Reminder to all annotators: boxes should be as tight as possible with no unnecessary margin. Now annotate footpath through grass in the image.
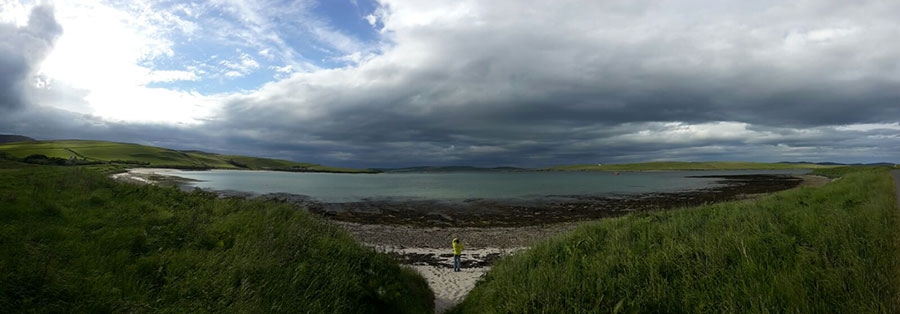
[451,167,900,313]
[0,160,432,313]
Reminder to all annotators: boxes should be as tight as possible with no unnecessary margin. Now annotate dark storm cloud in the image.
[6,0,900,167]
[203,0,900,166]
[0,5,61,110]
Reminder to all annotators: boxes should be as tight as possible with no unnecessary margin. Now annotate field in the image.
[549,161,835,171]
[450,167,899,313]
[0,159,431,313]
[0,140,376,173]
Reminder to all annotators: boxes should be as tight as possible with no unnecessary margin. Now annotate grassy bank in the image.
[0,140,377,173]
[0,160,432,313]
[550,161,833,171]
[451,168,899,313]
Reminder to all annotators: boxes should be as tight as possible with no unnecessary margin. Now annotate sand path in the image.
[344,221,578,313]
[371,246,525,313]
[346,222,567,313]
[339,222,582,312]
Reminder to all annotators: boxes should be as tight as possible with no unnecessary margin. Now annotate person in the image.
[452,237,464,272]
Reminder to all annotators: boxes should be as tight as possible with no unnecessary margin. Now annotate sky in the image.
[1,0,898,168]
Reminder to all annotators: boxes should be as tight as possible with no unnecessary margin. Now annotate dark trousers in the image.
[453,254,461,271]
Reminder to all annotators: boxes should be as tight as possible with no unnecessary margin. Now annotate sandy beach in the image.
[110,168,196,186]
[371,246,526,313]
[342,222,576,312]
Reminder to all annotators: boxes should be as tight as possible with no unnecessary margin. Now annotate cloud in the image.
[3,0,899,167]
[219,52,260,78]
[204,0,900,166]
[0,5,61,111]
[196,0,376,73]
[147,70,200,83]
[27,1,224,124]
[364,14,377,26]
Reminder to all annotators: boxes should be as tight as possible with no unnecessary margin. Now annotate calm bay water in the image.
[153,169,809,203]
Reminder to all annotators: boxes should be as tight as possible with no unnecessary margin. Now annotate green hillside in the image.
[0,159,432,313]
[451,167,899,313]
[0,140,376,173]
[549,161,834,171]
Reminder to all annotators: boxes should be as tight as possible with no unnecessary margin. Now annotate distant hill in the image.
[0,134,35,144]
[549,161,837,171]
[0,140,377,173]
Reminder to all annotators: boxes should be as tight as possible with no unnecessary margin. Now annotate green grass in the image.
[810,165,892,178]
[549,161,835,171]
[451,168,900,313]
[0,159,432,313]
[0,140,377,173]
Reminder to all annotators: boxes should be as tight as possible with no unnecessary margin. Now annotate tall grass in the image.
[811,165,891,178]
[451,169,899,313]
[0,160,432,313]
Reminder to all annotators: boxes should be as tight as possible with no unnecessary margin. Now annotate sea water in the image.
[151,169,809,203]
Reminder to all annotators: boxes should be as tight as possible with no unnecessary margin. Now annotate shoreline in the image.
[110,168,199,186]
[110,169,829,313]
[110,169,826,229]
[286,174,809,227]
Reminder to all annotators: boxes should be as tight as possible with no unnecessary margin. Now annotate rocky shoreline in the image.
[113,169,815,229]
[260,174,805,227]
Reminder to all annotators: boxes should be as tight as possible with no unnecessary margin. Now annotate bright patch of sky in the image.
[13,0,384,123]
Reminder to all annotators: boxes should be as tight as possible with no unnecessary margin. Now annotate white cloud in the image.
[224,70,243,78]
[364,14,377,26]
[85,87,223,125]
[834,123,900,132]
[270,64,294,79]
[0,0,32,26]
[259,48,273,60]
[218,52,260,77]
[334,51,375,64]
[33,1,219,124]
[783,26,858,49]
[147,70,200,83]
[199,0,363,73]
[240,53,259,69]
[272,65,293,73]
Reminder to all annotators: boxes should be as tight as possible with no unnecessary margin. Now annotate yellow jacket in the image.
[452,239,463,255]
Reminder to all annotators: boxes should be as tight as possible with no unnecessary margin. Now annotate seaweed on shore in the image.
[267,174,803,227]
